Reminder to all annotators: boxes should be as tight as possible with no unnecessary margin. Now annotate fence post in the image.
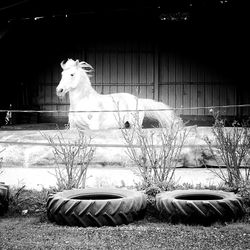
[153,42,159,101]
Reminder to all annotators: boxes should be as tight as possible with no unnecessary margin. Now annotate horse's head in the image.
[56,59,93,97]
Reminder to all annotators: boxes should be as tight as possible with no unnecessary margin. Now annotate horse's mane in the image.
[61,59,94,76]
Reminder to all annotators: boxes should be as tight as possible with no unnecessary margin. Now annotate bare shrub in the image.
[0,148,4,176]
[42,128,95,191]
[118,110,189,192]
[204,110,250,194]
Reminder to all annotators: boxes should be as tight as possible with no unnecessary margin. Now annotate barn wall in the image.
[158,52,238,117]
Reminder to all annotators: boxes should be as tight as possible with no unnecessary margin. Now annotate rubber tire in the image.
[156,189,245,225]
[0,182,9,215]
[46,188,147,227]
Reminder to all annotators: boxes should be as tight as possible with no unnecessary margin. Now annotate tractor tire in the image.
[0,182,9,215]
[46,188,147,227]
[156,189,245,225]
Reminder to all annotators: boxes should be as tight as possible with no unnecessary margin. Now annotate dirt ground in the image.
[1,217,250,250]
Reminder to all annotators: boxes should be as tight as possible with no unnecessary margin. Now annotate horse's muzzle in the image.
[56,87,64,97]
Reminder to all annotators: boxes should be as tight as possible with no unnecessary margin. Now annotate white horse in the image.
[56,59,182,130]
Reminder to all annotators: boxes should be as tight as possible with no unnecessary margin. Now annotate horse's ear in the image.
[79,61,94,72]
[60,60,66,69]
[75,60,79,67]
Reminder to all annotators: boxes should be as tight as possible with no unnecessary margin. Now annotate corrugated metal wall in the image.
[87,40,154,98]
[158,52,237,117]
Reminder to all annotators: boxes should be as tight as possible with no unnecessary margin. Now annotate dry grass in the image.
[0,216,250,250]
[1,185,250,250]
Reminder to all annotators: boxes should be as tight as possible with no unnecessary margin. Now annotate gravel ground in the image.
[0,216,250,250]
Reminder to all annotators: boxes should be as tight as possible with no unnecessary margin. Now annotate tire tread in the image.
[156,190,245,225]
[46,189,146,227]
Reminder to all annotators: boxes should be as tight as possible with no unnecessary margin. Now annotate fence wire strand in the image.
[0,103,249,148]
[0,104,250,113]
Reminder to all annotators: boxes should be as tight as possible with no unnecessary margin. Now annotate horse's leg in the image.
[125,111,144,128]
[88,123,100,130]
[68,113,90,130]
[68,113,76,129]
[138,111,145,127]
[69,120,79,130]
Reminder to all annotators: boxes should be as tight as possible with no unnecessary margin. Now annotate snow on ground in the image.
[0,126,217,168]
[0,125,246,189]
[0,167,222,190]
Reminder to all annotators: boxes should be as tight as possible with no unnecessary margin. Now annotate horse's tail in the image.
[138,98,183,128]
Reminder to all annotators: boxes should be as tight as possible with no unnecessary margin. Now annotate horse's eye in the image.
[70,73,74,77]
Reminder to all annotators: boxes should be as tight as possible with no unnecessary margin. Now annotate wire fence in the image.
[0,140,205,148]
[0,103,250,113]
[0,103,249,148]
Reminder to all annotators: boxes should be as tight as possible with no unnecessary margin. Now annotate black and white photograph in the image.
[0,0,249,249]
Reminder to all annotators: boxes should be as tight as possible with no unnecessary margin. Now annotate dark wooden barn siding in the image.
[86,40,154,98]
[158,52,237,117]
